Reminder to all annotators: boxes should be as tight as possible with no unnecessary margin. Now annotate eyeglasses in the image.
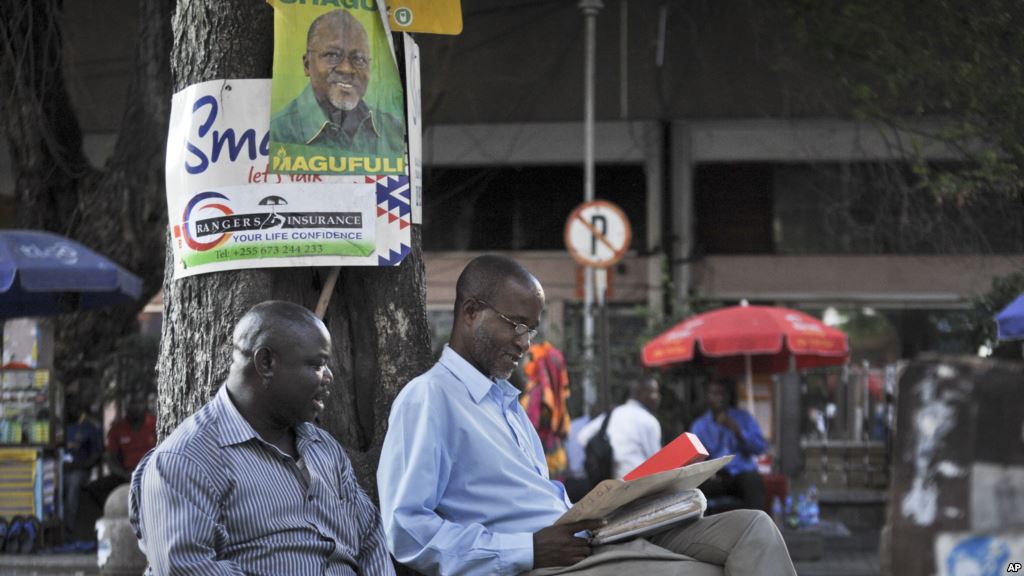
[475,299,539,341]
[313,50,370,70]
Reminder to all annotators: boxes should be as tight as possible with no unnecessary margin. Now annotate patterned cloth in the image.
[519,342,572,480]
[129,386,394,576]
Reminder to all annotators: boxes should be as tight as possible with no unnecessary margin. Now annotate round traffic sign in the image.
[564,200,631,268]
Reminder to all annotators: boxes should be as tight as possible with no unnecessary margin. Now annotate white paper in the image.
[557,456,732,525]
[165,79,412,277]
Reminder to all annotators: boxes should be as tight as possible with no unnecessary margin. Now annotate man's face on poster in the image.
[304,12,371,114]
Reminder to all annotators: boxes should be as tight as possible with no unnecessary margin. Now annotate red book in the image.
[623,432,709,481]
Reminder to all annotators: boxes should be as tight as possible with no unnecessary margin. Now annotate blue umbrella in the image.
[0,230,143,320]
[995,294,1024,341]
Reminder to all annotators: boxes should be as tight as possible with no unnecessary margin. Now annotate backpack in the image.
[584,408,615,489]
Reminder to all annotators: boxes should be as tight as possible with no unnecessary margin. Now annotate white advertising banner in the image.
[165,79,411,279]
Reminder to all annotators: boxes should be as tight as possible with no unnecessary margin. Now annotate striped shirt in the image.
[129,385,394,576]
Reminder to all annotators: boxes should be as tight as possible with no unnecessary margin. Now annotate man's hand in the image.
[532,519,606,569]
[715,411,741,435]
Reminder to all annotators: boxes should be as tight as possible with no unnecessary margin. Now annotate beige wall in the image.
[692,255,1024,307]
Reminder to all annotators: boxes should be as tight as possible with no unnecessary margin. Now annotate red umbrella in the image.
[642,303,849,410]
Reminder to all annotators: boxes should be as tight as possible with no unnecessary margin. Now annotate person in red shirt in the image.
[85,392,157,509]
[104,393,157,476]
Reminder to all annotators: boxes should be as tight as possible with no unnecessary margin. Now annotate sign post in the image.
[565,200,631,416]
[578,0,602,417]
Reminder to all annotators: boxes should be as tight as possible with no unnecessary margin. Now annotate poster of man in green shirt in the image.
[270,2,406,176]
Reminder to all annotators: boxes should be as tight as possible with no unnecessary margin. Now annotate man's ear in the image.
[252,346,275,381]
[459,299,483,327]
[303,52,312,78]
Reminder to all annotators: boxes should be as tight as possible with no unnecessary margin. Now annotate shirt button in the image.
[307,495,314,502]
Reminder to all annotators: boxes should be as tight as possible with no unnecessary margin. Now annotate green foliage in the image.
[970,270,1024,351]
[631,260,718,355]
[828,309,900,366]
[784,0,1024,199]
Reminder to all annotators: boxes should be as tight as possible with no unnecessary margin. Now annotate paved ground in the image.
[781,515,881,576]
[2,528,883,576]
[0,551,882,576]
[0,553,98,575]
[795,551,880,576]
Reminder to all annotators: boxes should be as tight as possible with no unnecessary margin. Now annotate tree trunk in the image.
[161,0,433,502]
[0,0,172,381]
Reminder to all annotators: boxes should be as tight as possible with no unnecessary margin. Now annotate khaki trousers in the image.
[526,510,796,576]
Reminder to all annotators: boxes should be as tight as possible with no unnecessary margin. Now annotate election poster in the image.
[165,79,412,279]
[268,0,407,176]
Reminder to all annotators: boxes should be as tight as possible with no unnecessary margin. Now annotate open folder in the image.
[556,450,734,544]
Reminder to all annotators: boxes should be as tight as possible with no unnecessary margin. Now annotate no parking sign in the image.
[564,200,631,268]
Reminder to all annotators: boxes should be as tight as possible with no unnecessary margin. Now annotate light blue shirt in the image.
[378,346,571,576]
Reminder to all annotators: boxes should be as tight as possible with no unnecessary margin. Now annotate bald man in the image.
[270,9,405,156]
[130,301,394,575]
[378,255,796,576]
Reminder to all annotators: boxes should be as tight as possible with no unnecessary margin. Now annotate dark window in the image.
[422,165,647,252]
[694,163,774,254]
[696,161,1024,255]
[774,162,1024,255]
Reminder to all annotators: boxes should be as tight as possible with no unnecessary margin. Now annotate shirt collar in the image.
[294,84,378,145]
[625,398,645,412]
[439,345,520,405]
[213,385,318,448]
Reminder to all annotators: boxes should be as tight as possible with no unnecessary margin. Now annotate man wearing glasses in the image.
[378,255,796,575]
[270,9,404,156]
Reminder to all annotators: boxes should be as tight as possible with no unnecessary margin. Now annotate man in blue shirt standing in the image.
[691,377,768,512]
[378,255,796,575]
[63,392,102,541]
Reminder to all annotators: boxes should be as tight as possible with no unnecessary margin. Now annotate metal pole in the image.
[579,0,602,417]
[600,279,612,413]
[745,354,755,414]
[619,0,628,119]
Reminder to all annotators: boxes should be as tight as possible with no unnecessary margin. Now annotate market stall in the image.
[0,230,142,549]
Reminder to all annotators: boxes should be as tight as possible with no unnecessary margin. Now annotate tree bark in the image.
[161,0,433,502]
[0,0,172,380]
